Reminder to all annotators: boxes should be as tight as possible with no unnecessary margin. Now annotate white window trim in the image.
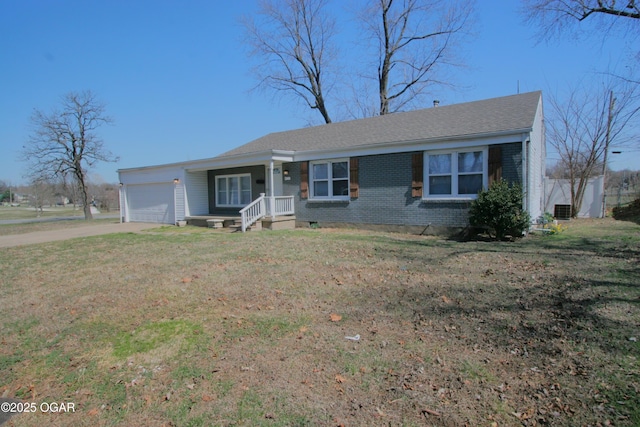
[215,173,252,207]
[309,158,350,201]
[423,147,488,200]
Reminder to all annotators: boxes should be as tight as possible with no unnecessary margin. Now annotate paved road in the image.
[0,222,159,248]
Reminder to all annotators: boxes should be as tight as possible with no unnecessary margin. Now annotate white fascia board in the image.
[117,150,295,174]
[118,165,184,185]
[117,155,224,173]
[292,129,532,162]
[184,150,295,171]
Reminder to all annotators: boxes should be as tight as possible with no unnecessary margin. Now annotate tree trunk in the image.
[378,1,392,116]
[76,168,93,220]
[316,93,332,123]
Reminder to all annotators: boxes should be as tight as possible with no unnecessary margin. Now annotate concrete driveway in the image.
[0,222,160,248]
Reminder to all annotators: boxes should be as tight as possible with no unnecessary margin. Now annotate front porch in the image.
[185,193,296,232]
[179,154,295,231]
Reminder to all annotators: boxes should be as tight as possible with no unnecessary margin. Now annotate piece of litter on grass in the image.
[345,334,360,341]
[629,337,637,342]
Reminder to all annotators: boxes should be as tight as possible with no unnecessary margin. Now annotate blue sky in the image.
[1,0,637,185]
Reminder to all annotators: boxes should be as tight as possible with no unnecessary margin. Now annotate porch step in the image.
[228,219,262,232]
[186,216,240,228]
[206,219,224,229]
[186,215,295,232]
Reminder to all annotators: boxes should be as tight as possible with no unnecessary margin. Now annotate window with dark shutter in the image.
[309,159,350,200]
[423,147,489,199]
[411,153,423,197]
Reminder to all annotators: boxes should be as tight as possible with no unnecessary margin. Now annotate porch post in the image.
[269,160,276,218]
[173,178,179,225]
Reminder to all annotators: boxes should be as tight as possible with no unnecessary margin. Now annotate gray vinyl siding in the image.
[185,170,209,216]
[175,183,185,221]
[528,98,545,220]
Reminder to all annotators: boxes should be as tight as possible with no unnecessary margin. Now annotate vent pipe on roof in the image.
[433,100,440,107]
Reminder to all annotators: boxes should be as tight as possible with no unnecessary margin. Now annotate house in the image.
[118,91,545,234]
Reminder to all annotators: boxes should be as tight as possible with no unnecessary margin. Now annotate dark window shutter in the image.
[300,161,309,199]
[411,153,423,197]
[488,146,502,186]
[349,158,359,198]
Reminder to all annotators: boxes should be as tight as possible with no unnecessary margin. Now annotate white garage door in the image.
[126,183,175,224]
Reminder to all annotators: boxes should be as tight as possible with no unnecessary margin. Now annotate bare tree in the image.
[243,0,475,122]
[524,0,639,23]
[242,0,337,124]
[21,91,118,220]
[522,0,640,57]
[358,0,474,115]
[547,78,640,217]
[27,178,56,215]
[89,176,120,212]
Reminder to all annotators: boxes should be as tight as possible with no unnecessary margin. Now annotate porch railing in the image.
[239,194,295,232]
[239,194,266,232]
[267,196,295,217]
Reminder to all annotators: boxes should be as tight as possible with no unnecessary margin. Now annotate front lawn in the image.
[1,219,638,426]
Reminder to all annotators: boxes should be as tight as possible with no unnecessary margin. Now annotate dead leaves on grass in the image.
[329,313,342,322]
[335,374,347,384]
[180,273,200,284]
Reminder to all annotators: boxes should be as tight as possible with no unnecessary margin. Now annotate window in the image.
[425,149,487,198]
[310,159,349,199]
[216,174,251,207]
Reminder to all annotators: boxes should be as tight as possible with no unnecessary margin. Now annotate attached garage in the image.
[125,183,175,224]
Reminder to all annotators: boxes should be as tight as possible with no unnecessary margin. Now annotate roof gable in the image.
[220,91,541,158]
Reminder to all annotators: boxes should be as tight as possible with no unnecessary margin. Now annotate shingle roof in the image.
[220,91,541,157]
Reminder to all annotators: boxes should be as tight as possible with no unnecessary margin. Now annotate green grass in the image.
[112,319,205,358]
[0,218,638,426]
[459,359,495,382]
[0,206,84,220]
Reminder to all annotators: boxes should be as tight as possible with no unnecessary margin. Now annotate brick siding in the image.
[283,145,523,229]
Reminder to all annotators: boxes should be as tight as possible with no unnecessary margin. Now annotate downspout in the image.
[119,183,124,223]
[173,178,178,225]
[522,134,529,217]
[181,169,189,217]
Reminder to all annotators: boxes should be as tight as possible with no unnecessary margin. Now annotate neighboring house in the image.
[544,176,604,219]
[118,91,545,234]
